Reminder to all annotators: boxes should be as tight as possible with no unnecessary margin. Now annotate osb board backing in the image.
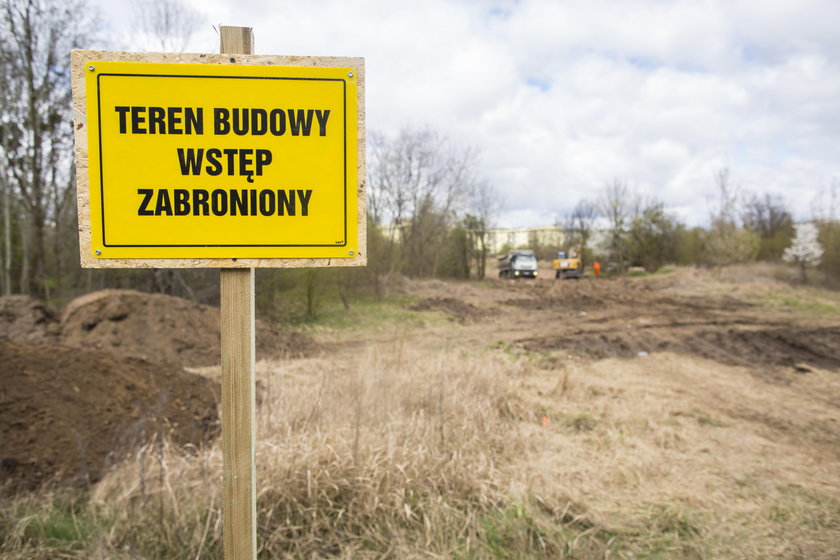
[70,50,366,269]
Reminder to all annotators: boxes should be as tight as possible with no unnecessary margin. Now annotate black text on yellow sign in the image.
[85,61,358,259]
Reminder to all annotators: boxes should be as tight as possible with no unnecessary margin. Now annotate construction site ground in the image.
[2,264,839,557]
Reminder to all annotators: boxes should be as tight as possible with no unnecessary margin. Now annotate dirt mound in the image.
[408,297,488,323]
[517,325,840,375]
[0,340,219,493]
[60,290,316,367]
[0,295,60,345]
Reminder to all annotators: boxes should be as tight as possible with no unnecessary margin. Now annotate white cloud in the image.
[89,0,840,227]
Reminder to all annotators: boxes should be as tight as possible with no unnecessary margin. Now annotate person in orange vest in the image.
[593,261,601,278]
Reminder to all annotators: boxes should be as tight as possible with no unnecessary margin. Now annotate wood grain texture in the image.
[220,25,254,54]
[220,28,257,560]
[70,47,366,269]
[220,267,257,560]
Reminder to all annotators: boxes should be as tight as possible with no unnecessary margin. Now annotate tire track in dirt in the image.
[468,276,840,376]
[515,325,840,375]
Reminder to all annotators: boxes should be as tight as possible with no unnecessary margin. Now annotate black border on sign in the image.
[96,72,349,248]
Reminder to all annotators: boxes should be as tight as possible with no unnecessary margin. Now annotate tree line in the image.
[1,0,837,316]
[560,170,838,278]
[0,0,209,302]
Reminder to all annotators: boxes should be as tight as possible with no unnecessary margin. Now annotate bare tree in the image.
[0,90,21,295]
[464,178,501,279]
[810,178,838,224]
[742,193,793,239]
[703,167,759,269]
[597,179,637,273]
[0,0,100,297]
[368,127,474,277]
[563,199,598,267]
[131,0,202,52]
[742,192,794,260]
[709,168,738,225]
[0,173,10,295]
[810,179,840,279]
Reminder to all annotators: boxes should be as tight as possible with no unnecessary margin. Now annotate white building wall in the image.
[485,226,565,254]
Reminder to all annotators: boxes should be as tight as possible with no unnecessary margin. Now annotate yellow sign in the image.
[84,60,358,260]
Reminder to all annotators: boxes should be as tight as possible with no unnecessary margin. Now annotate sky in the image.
[90,0,840,229]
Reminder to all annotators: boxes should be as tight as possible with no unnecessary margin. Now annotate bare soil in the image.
[0,295,60,346]
[0,289,317,493]
[408,296,489,323]
[0,290,317,368]
[60,289,317,366]
[0,341,219,493]
[505,279,840,374]
[409,270,840,376]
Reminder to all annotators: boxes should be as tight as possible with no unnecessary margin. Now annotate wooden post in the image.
[220,26,257,560]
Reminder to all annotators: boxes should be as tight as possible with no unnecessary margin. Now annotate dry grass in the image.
[3,342,604,558]
[8,344,837,558]
[3,266,840,558]
[514,352,840,558]
[655,263,840,309]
